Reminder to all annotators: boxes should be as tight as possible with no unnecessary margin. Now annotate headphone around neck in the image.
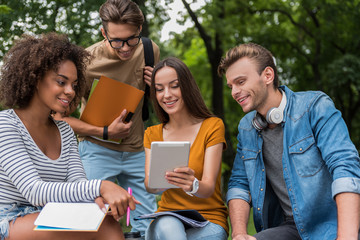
[252,89,287,131]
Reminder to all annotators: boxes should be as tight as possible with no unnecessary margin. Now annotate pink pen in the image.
[126,187,132,226]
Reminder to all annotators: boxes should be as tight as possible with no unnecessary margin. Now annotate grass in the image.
[119,217,132,233]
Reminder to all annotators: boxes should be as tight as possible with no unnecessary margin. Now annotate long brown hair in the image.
[151,57,213,124]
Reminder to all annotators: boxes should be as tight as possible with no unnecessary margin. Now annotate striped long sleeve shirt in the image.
[0,109,101,206]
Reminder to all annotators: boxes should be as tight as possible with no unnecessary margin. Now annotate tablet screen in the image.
[148,141,190,189]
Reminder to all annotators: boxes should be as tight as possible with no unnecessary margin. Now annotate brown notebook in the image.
[80,75,144,143]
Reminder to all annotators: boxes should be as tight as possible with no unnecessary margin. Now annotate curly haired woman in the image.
[0,33,138,240]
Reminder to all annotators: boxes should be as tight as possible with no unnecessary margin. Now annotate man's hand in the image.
[144,66,154,86]
[108,109,132,139]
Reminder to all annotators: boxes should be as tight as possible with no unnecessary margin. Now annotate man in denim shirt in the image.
[218,43,360,240]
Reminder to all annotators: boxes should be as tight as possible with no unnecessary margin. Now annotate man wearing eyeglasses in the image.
[58,0,160,237]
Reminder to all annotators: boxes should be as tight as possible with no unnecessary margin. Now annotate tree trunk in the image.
[133,0,150,37]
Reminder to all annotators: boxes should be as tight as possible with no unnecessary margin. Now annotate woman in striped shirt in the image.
[0,33,137,240]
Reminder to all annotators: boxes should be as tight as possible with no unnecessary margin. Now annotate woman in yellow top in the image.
[143,57,228,240]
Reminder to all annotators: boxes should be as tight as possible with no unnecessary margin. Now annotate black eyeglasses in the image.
[104,31,141,49]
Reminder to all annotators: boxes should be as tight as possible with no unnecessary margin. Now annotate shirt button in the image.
[289,188,292,191]
[258,150,261,153]
[242,156,244,159]
[257,208,261,211]
[260,188,263,191]
[299,148,303,151]
[262,169,265,172]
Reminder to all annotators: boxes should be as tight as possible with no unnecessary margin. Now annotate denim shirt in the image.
[227,86,360,240]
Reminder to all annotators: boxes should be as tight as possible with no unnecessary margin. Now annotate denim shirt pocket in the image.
[289,135,324,177]
[240,148,260,181]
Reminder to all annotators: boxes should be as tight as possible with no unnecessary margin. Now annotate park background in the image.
[1,0,360,238]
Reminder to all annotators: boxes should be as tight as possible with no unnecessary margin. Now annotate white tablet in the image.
[148,141,190,189]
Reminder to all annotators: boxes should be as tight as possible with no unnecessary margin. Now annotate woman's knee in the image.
[96,215,124,240]
[146,216,186,240]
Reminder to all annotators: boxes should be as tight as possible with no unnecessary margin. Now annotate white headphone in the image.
[252,89,287,130]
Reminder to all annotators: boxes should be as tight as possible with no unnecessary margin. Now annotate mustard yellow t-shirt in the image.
[144,117,229,233]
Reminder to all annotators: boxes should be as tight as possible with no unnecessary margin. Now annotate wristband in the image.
[185,177,199,196]
[103,126,108,140]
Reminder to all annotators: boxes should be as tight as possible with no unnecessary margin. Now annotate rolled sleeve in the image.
[331,177,360,198]
[226,187,251,204]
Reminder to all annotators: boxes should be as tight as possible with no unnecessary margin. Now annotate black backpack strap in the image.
[142,37,154,67]
[141,37,154,121]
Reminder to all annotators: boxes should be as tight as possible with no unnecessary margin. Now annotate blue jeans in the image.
[79,140,157,236]
[145,216,228,240]
[0,204,42,240]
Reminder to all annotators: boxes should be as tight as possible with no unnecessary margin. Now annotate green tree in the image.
[0,0,163,54]
[325,54,360,145]
[0,4,10,14]
[169,0,360,151]
[0,0,102,55]
[231,0,360,147]
[176,0,238,190]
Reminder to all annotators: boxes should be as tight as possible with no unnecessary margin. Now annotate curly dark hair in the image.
[0,32,91,109]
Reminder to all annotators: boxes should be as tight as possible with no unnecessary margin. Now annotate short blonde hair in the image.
[218,42,278,88]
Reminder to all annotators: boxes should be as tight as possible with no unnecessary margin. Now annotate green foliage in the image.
[0,0,103,55]
[183,38,212,107]
[0,4,11,14]
[207,0,360,148]
[325,55,360,105]
[145,0,170,41]
[324,54,360,145]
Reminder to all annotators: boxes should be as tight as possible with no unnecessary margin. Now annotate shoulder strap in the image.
[142,37,154,67]
[141,37,155,121]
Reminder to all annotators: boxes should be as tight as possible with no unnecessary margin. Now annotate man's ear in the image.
[262,66,275,85]
[101,28,106,39]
